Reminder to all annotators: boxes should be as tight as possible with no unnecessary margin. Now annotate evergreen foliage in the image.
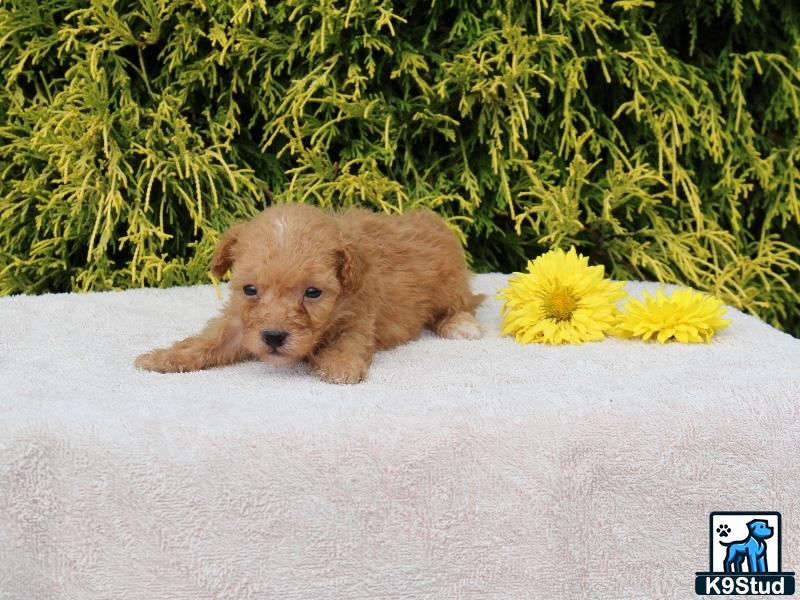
[1,0,798,334]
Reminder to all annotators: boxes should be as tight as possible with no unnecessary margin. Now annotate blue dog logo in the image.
[720,520,774,574]
[695,512,795,595]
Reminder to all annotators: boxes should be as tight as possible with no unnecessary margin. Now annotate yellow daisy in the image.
[498,247,627,345]
[616,287,730,343]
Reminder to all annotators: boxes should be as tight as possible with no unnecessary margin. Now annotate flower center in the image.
[543,288,578,321]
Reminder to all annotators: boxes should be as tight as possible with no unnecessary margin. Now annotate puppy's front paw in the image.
[135,348,196,373]
[313,358,368,385]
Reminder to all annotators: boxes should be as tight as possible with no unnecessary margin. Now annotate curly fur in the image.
[135,204,484,383]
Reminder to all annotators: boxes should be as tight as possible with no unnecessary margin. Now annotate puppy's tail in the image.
[464,292,487,314]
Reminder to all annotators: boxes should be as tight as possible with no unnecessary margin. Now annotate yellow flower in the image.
[616,287,730,343]
[498,247,627,345]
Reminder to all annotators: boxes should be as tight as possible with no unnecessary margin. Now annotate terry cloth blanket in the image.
[1,274,799,600]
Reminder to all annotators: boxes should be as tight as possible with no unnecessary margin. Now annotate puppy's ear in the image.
[211,223,244,278]
[336,242,366,293]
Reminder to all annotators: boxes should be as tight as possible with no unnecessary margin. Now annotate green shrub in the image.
[1,0,798,335]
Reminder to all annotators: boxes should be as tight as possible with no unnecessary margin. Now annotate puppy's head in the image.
[213,204,365,365]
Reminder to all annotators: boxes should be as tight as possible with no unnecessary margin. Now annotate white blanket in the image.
[1,274,799,599]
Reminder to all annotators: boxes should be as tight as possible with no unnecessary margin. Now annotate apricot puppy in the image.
[135,203,484,384]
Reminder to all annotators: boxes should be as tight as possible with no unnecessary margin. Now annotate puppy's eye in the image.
[243,284,258,296]
[304,287,322,299]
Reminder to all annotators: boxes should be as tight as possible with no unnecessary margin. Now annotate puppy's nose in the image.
[261,330,288,349]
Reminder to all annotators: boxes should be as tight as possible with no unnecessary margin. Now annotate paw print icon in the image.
[716,524,731,537]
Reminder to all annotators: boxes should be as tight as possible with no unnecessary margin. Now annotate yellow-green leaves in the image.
[0,0,798,336]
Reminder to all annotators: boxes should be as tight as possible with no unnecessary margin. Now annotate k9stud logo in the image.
[696,512,795,595]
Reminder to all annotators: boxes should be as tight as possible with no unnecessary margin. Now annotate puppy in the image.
[135,203,485,384]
